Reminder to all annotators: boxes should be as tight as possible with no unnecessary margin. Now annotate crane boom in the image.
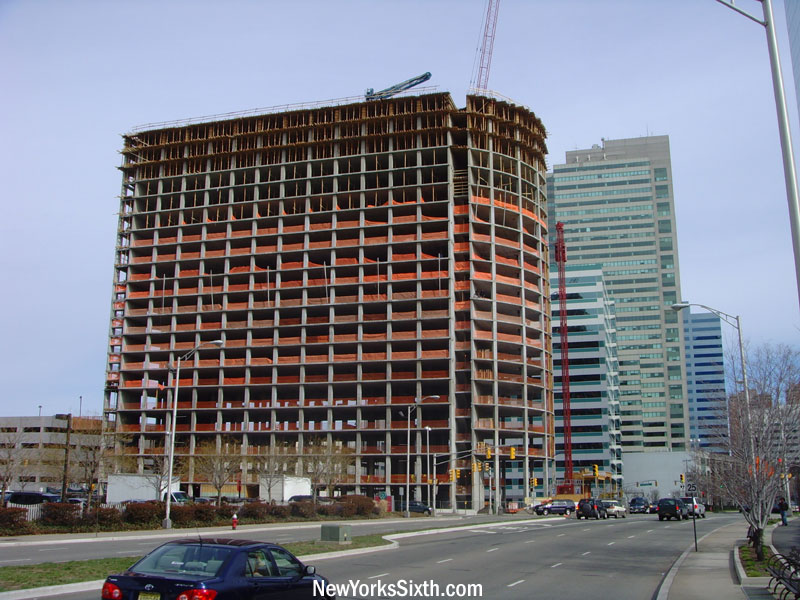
[555,222,574,493]
[365,72,432,101]
[471,0,500,91]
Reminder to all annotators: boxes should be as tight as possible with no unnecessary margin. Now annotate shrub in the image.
[124,501,163,524]
[268,504,290,519]
[316,504,336,517]
[240,502,269,520]
[339,495,376,516]
[290,500,316,519]
[170,504,195,524]
[216,503,237,519]
[83,507,123,527]
[0,507,29,531]
[193,502,217,522]
[42,502,80,526]
[333,501,355,518]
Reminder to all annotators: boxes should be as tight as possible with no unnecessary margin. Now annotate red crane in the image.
[470,0,500,91]
[555,222,574,494]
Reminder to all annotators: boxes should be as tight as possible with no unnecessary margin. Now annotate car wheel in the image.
[622,514,626,518]
[565,509,571,516]
[543,509,549,515]
[426,509,431,515]
[595,513,599,520]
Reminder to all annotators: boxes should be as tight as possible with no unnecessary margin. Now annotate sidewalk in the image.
[664,516,799,600]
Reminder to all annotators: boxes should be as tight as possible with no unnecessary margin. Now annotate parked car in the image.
[629,497,650,514]
[602,500,627,518]
[657,497,688,521]
[398,500,432,515]
[680,496,706,518]
[101,538,334,600]
[7,492,60,505]
[535,499,576,516]
[576,498,608,520]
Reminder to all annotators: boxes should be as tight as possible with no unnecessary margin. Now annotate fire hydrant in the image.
[232,513,238,530]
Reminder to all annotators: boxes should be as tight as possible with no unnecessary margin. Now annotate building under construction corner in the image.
[104,91,553,510]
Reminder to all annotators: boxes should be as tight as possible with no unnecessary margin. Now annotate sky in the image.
[1,0,799,418]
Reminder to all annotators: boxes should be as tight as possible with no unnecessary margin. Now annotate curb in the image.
[0,515,551,599]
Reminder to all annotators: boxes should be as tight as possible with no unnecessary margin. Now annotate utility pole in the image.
[56,413,72,501]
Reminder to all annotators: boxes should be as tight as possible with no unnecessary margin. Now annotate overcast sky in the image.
[1,0,798,418]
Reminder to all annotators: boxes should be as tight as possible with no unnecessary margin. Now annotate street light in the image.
[716,0,800,311]
[404,395,440,517]
[425,426,432,508]
[163,339,223,529]
[670,303,754,473]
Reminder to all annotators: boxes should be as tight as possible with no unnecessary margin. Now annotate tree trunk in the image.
[754,527,765,561]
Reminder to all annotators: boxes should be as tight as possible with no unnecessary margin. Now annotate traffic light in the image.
[529,477,535,488]
[456,469,461,479]
[472,461,477,473]
[487,447,492,459]
[593,464,599,477]
[510,447,516,460]
[680,473,685,484]
[534,477,539,487]
[449,469,455,482]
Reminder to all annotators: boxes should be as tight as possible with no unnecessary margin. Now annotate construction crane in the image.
[555,222,574,495]
[469,0,500,91]
[365,72,432,101]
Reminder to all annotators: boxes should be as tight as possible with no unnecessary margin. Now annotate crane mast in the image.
[555,222,574,494]
[470,0,500,91]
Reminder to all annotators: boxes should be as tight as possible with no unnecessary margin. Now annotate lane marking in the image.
[508,580,525,587]
[582,551,591,556]
[647,529,654,533]
[468,529,497,534]
[551,562,562,568]
[607,542,615,546]
[437,558,453,563]
[487,548,498,553]
[628,535,636,539]
[524,540,536,544]
[583,528,591,531]
[369,573,389,579]
[557,533,565,537]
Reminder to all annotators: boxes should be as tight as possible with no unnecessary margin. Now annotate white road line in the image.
[583,528,591,531]
[38,548,69,552]
[557,533,565,537]
[469,529,497,534]
[628,535,636,538]
[508,580,525,587]
[551,562,562,568]
[487,548,498,552]
[524,540,536,544]
[582,551,591,556]
[607,542,615,546]
[369,573,389,579]
[647,529,654,533]
[437,558,453,563]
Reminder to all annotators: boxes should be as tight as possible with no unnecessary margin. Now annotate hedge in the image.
[41,503,80,526]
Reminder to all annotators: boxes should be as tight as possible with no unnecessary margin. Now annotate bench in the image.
[767,552,800,600]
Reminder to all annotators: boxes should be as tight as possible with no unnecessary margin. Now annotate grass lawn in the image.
[738,544,775,577]
[0,534,393,592]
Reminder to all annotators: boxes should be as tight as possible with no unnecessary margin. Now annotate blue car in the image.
[102,538,335,600]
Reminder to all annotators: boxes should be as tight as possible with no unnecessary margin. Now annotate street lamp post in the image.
[671,303,755,474]
[716,0,800,311]
[163,339,223,529]
[425,426,432,508]
[404,395,439,517]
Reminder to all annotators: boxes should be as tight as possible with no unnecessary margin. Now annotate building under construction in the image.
[104,91,552,509]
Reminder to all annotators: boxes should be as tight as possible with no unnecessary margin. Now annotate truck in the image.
[259,475,311,503]
[106,473,188,504]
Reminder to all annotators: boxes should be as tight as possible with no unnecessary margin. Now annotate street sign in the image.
[687,483,697,493]
[640,482,652,487]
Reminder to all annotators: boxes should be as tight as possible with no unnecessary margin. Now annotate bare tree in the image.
[250,447,298,502]
[302,436,356,501]
[193,437,241,506]
[712,342,800,559]
[138,451,186,502]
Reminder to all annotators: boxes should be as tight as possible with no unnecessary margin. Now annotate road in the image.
[43,512,744,600]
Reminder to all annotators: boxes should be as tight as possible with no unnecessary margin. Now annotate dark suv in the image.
[629,497,650,514]
[535,499,576,516]
[577,498,608,520]
[657,497,688,521]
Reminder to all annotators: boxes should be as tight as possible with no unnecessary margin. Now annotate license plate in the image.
[138,592,161,600]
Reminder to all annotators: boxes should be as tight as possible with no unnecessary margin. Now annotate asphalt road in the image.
[41,512,743,600]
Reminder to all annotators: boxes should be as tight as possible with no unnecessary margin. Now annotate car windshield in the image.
[131,544,234,577]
